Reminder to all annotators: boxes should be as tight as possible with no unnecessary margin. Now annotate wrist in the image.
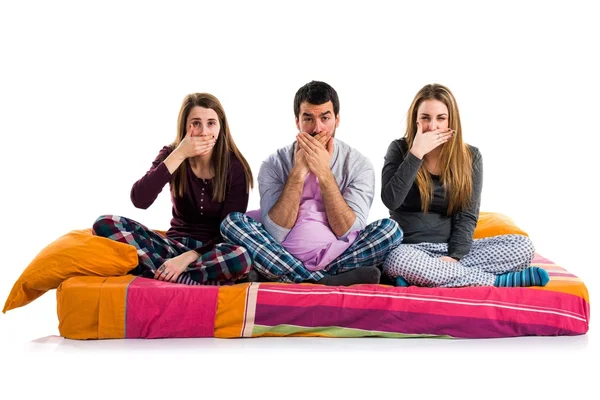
[188,250,200,263]
[289,167,307,183]
[172,147,188,161]
[317,169,335,186]
[410,147,424,159]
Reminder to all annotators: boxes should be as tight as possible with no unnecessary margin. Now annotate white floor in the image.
[1,292,597,400]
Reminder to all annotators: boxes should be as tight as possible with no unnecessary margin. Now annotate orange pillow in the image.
[473,212,529,239]
[3,229,138,313]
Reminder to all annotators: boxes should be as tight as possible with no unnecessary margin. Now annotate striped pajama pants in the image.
[92,215,252,285]
[220,212,403,283]
[383,234,535,287]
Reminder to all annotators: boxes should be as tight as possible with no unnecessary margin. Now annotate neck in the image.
[425,148,442,162]
[189,153,212,171]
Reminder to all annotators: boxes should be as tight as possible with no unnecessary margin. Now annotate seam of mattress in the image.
[123,276,138,338]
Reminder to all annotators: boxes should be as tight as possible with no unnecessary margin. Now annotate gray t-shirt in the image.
[381,138,483,260]
[258,138,375,243]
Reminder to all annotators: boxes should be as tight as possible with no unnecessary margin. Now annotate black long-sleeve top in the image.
[381,138,483,260]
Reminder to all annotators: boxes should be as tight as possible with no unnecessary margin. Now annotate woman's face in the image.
[416,99,449,132]
[186,106,220,139]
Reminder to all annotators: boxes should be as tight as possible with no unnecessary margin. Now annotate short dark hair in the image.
[293,81,340,118]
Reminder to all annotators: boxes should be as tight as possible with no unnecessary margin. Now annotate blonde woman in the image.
[93,93,254,285]
[381,84,548,288]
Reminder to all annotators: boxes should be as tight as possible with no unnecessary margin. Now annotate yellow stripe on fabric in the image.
[252,324,452,339]
[214,282,253,338]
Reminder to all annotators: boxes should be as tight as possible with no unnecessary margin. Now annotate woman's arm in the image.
[447,148,483,260]
[381,140,423,211]
[130,146,175,209]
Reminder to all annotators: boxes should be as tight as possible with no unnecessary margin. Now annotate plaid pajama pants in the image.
[382,234,535,287]
[220,212,403,283]
[92,215,252,285]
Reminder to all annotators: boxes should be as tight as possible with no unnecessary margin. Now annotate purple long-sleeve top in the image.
[130,145,249,252]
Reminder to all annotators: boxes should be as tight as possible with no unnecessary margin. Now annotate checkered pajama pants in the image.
[92,215,252,285]
[220,212,403,283]
[382,234,535,287]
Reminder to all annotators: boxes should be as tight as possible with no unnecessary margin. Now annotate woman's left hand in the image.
[154,251,199,282]
[440,256,458,263]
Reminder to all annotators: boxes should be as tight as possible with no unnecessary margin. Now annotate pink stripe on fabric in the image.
[549,272,577,277]
[125,277,219,338]
[532,253,555,264]
[254,284,588,328]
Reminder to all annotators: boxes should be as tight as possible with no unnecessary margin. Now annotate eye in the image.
[322,116,330,121]
[303,118,313,122]
[421,116,430,121]
[192,121,200,127]
[208,121,216,126]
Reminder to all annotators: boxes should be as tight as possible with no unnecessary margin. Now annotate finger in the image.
[187,123,197,137]
[316,131,331,145]
[156,269,166,281]
[170,272,182,283]
[194,141,216,153]
[298,132,320,151]
[430,128,453,135]
[296,134,308,150]
[191,136,214,144]
[163,269,176,282]
[154,265,166,279]
[416,121,423,135]
[297,135,316,155]
[195,142,215,151]
[166,272,177,282]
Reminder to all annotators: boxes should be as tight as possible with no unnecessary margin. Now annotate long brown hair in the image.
[404,84,473,215]
[170,93,253,202]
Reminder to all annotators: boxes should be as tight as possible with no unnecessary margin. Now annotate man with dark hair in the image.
[221,81,402,285]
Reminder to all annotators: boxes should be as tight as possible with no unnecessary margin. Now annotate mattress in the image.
[56,253,590,339]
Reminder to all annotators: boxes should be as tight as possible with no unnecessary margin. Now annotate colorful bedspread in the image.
[56,254,590,339]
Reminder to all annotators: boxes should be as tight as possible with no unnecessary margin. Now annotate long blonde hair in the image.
[170,93,253,202]
[404,84,473,215]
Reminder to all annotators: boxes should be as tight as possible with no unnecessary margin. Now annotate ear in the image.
[335,113,340,128]
[295,117,300,132]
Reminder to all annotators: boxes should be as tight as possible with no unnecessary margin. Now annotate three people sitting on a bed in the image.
[220,81,403,285]
[92,93,255,285]
[93,83,549,289]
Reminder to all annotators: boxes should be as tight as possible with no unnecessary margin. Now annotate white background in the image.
[1,1,598,399]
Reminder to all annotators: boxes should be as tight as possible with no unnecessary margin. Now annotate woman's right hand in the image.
[175,124,217,159]
[410,122,454,159]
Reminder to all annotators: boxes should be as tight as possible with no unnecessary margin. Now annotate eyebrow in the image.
[302,110,332,117]
[190,117,217,121]
[420,113,448,117]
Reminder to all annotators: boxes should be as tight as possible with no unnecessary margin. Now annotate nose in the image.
[313,119,325,134]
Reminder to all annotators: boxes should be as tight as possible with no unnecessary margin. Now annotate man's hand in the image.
[296,131,332,180]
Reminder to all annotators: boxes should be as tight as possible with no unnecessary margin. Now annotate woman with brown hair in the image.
[93,93,254,285]
[381,84,548,288]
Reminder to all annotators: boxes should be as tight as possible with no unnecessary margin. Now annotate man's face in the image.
[295,101,340,137]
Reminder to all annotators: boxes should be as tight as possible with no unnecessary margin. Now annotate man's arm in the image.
[258,146,310,243]
[318,170,357,237]
[267,167,305,229]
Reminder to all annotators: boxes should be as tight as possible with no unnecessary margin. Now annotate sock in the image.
[494,267,550,287]
[239,269,271,283]
[317,266,381,286]
[395,276,410,287]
